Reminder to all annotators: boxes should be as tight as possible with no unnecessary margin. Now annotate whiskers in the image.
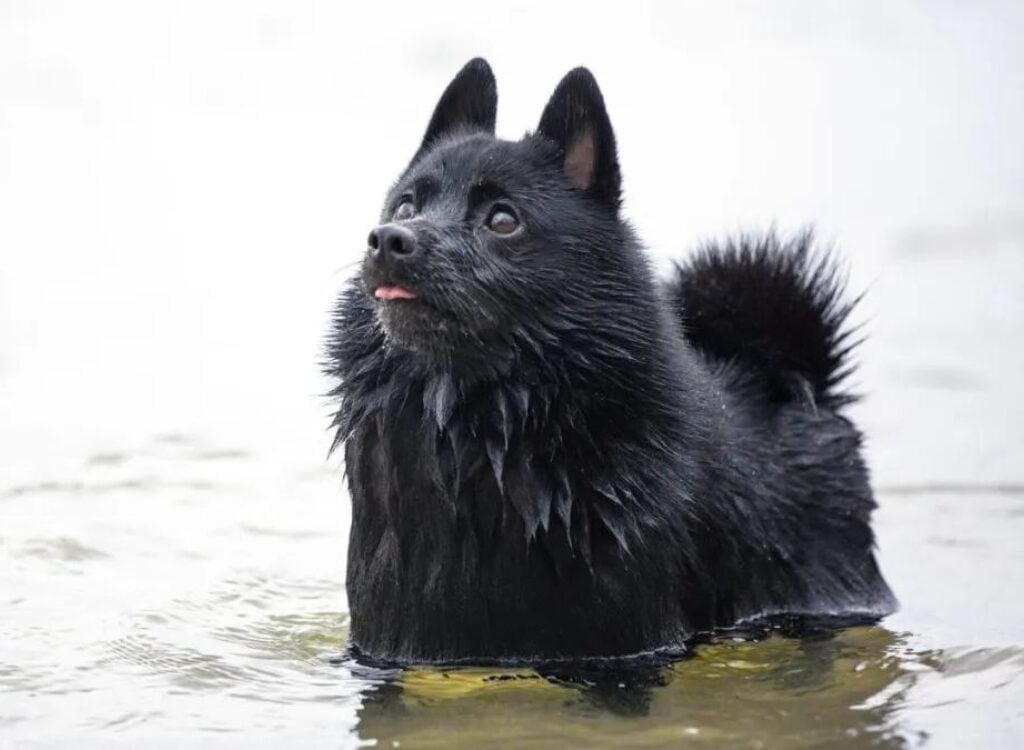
[328,259,362,282]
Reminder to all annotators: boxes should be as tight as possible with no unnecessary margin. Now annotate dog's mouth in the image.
[371,281,457,353]
[374,285,417,301]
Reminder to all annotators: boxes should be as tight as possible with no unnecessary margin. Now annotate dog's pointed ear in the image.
[537,67,621,208]
[415,58,497,159]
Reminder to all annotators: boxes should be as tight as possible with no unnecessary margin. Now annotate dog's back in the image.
[663,231,895,624]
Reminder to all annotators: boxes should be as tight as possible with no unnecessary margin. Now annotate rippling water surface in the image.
[2,1,1023,747]
[3,440,1022,747]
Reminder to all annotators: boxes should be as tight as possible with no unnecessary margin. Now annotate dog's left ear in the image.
[414,58,497,162]
[537,67,621,208]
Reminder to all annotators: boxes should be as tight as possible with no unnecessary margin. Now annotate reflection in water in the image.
[351,626,920,749]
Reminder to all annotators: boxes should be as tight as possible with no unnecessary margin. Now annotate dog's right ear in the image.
[537,67,621,208]
[412,58,497,163]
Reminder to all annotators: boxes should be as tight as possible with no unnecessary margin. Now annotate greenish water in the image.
[352,628,937,749]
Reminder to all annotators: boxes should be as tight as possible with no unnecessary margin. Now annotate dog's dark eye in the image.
[487,206,519,235]
[393,199,416,221]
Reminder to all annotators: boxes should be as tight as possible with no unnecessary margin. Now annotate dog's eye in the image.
[487,206,519,235]
[393,199,416,221]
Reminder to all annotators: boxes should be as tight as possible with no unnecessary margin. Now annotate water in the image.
[2,1,1023,747]
[3,452,1022,747]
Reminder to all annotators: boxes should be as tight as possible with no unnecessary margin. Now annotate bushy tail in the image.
[667,231,861,408]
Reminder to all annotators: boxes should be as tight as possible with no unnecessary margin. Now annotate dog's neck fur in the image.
[329,280,720,550]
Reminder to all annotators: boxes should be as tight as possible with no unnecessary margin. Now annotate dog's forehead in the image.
[409,135,541,189]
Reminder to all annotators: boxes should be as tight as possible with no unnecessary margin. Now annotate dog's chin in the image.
[374,298,519,377]
[375,299,460,356]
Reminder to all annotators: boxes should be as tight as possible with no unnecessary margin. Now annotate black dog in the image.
[325,58,896,664]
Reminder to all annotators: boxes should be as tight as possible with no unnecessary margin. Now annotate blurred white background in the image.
[2,0,1022,489]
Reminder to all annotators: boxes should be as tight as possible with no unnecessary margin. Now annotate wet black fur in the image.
[325,59,896,664]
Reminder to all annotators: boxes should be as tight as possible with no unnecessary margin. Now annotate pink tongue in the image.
[375,285,417,301]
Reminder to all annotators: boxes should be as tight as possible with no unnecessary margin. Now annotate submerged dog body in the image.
[326,59,896,664]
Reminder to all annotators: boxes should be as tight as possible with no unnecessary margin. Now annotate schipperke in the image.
[325,58,896,664]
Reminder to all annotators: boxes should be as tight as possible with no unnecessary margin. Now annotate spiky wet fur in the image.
[325,60,896,664]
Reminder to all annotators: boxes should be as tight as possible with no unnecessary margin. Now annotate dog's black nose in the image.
[368,223,417,258]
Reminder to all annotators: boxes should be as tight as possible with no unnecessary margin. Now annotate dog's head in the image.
[361,58,640,363]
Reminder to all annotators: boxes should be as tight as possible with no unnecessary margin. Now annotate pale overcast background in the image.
[3,1,1022,488]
